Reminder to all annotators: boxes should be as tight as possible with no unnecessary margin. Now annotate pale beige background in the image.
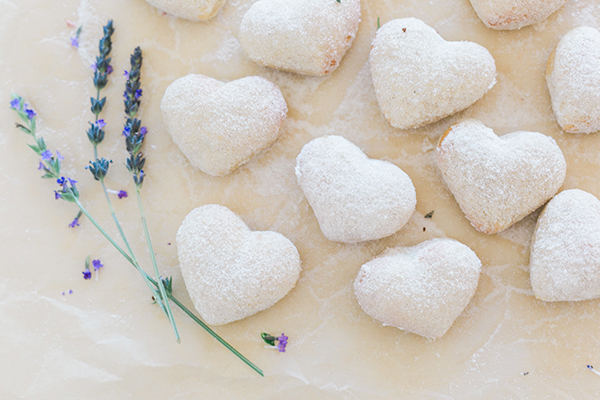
[1,0,600,399]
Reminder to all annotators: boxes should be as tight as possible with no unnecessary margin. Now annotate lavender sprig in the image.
[123,47,146,187]
[122,47,179,342]
[10,95,80,203]
[70,26,82,49]
[261,332,289,352]
[82,24,173,338]
[89,20,114,145]
[83,24,167,324]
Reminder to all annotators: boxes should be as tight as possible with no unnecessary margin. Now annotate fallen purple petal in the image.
[41,150,52,161]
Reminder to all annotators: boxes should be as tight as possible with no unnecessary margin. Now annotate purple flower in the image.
[69,289,73,294]
[68,178,77,186]
[38,161,45,170]
[68,217,80,228]
[91,62,97,71]
[54,191,62,200]
[41,150,52,161]
[123,70,129,78]
[277,334,288,352]
[92,259,103,270]
[83,269,92,280]
[140,127,147,136]
[107,65,113,74]
[56,151,64,161]
[70,36,79,48]
[10,98,20,109]
[25,108,36,120]
[122,125,131,137]
[135,89,142,100]
[117,190,128,199]
[96,119,106,129]
[57,177,66,186]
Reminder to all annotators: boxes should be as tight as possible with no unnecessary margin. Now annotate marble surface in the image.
[2,0,600,398]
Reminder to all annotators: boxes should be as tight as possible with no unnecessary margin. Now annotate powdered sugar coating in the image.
[546,26,600,134]
[161,74,287,176]
[354,238,481,339]
[469,0,566,30]
[369,18,496,130]
[295,135,417,243]
[144,0,225,21]
[530,189,600,302]
[239,0,361,76]
[176,205,302,325]
[437,119,566,234]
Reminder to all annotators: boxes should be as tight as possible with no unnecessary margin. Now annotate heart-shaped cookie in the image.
[176,204,302,325]
[530,189,600,302]
[144,0,225,21]
[370,18,496,130]
[436,119,566,234]
[295,135,416,243]
[470,0,566,30]
[239,0,361,76]
[546,26,600,134]
[161,74,287,176]
[354,238,481,339]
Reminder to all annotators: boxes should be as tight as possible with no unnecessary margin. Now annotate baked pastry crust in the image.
[546,26,600,134]
[161,74,287,176]
[437,119,566,234]
[239,0,361,76]
[370,18,496,130]
[144,0,226,21]
[469,0,567,30]
[354,238,481,339]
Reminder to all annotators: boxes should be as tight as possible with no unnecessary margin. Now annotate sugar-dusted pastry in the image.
[161,74,287,176]
[546,26,600,134]
[436,119,566,234]
[176,205,302,325]
[530,189,600,302]
[354,238,481,339]
[239,0,361,76]
[370,18,496,130]
[144,0,225,21]
[295,135,416,243]
[470,0,566,30]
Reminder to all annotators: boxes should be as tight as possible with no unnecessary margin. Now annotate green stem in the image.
[100,179,135,259]
[135,186,180,343]
[167,293,264,377]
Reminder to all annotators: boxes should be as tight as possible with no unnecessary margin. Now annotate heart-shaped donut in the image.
[176,205,302,325]
[161,74,287,176]
[354,238,482,339]
[436,119,566,234]
[295,135,417,243]
[369,18,496,130]
[144,0,225,21]
[546,26,600,134]
[470,0,566,30]
[530,189,600,302]
[239,0,361,76]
